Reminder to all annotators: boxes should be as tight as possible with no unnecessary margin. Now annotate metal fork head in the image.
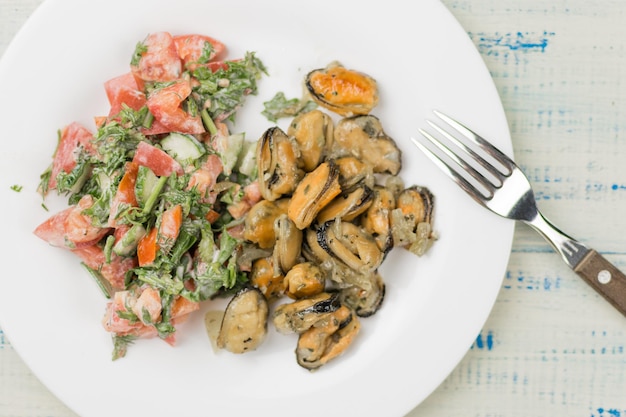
[412,110,538,221]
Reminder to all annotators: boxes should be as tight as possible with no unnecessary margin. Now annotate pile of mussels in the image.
[215,62,437,370]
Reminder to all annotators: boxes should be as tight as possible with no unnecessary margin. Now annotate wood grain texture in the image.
[2,0,626,416]
[411,1,626,416]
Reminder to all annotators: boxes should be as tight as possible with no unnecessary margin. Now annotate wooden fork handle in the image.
[574,250,626,317]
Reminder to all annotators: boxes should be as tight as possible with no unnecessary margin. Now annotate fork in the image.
[413,110,626,317]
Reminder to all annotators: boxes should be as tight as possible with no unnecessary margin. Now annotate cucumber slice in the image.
[135,165,159,208]
[113,224,147,257]
[235,139,257,178]
[161,132,206,164]
[215,132,244,175]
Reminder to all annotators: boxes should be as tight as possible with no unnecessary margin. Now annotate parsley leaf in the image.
[112,335,137,360]
[130,41,148,67]
[262,92,317,122]
[192,51,267,123]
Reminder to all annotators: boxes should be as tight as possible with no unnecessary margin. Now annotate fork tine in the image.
[427,120,505,185]
[411,134,493,203]
[433,110,514,174]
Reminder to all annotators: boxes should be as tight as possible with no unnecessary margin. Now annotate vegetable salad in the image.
[34,32,266,359]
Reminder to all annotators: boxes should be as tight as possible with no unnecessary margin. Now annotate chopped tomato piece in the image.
[173,34,226,70]
[186,154,223,203]
[48,122,96,191]
[158,204,183,249]
[136,205,183,267]
[205,209,220,223]
[101,290,195,344]
[227,199,252,220]
[34,207,72,248]
[137,227,158,267]
[131,32,182,89]
[131,287,162,325]
[34,195,110,249]
[105,72,146,117]
[72,244,136,290]
[243,180,262,205]
[102,291,145,334]
[146,78,205,134]
[65,195,112,245]
[226,180,261,220]
[225,223,245,239]
[132,141,183,177]
[94,116,107,128]
[102,72,170,135]
[108,161,139,227]
[171,295,200,318]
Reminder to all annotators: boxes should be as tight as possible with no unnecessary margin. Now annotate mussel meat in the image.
[272,214,303,275]
[316,184,374,224]
[249,257,285,301]
[302,227,333,264]
[287,109,334,172]
[273,291,342,334]
[334,156,375,191]
[243,198,289,249]
[284,262,326,299]
[319,218,383,273]
[339,271,386,318]
[296,305,360,370]
[360,186,396,253]
[333,115,402,175]
[217,287,269,354]
[287,160,342,229]
[257,127,304,201]
[305,63,379,117]
[396,185,434,226]
[390,185,436,254]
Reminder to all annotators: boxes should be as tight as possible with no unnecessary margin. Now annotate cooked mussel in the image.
[273,214,303,274]
[217,287,269,354]
[284,262,326,299]
[305,63,379,117]
[273,291,342,334]
[339,271,385,317]
[296,305,360,370]
[316,184,374,224]
[333,115,402,175]
[287,110,334,172]
[396,185,434,226]
[360,186,396,253]
[257,127,304,201]
[334,156,375,191]
[302,226,333,264]
[243,198,289,249]
[319,218,383,274]
[249,257,285,301]
[287,160,342,230]
[390,186,436,255]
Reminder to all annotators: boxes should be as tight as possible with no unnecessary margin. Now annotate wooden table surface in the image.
[2,1,626,416]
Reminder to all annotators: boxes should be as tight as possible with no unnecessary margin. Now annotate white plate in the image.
[0,0,514,416]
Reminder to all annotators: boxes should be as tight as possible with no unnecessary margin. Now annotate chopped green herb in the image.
[130,41,148,67]
[192,51,267,123]
[112,335,136,361]
[261,91,317,122]
[10,184,23,192]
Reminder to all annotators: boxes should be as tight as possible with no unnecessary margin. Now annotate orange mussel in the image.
[305,63,379,117]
